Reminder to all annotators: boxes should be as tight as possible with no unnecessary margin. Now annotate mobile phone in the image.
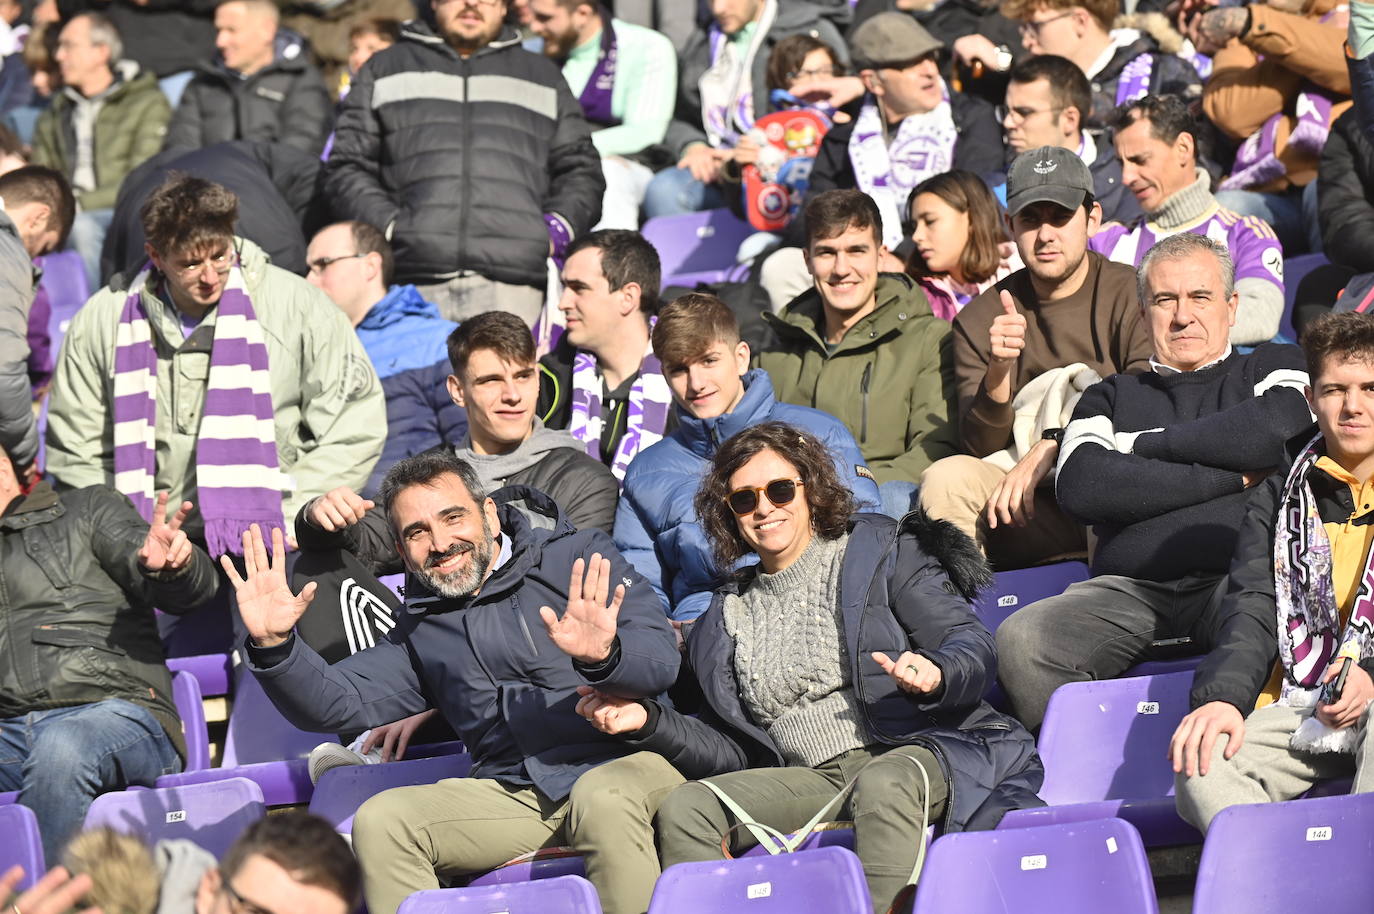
[1321,657,1352,705]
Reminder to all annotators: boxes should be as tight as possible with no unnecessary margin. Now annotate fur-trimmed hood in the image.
[891,508,994,604]
[1114,11,1186,55]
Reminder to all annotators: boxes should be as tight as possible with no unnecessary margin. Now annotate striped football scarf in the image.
[113,260,285,557]
[568,317,671,482]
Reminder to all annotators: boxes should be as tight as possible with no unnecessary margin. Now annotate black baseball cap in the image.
[1006,146,1093,216]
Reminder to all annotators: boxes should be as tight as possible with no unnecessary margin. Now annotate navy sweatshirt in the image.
[1055,343,1314,581]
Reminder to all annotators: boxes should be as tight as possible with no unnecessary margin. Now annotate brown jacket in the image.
[1204,2,1352,186]
[952,253,1152,458]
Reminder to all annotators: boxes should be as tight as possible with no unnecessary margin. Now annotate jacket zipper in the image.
[860,362,872,444]
[458,55,472,275]
[514,595,538,654]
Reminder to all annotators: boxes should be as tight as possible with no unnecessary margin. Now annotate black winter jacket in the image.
[58,0,217,78]
[623,511,1045,833]
[254,487,679,801]
[780,91,1004,248]
[324,22,605,289]
[1188,431,1374,714]
[1318,109,1374,273]
[0,483,219,761]
[163,40,332,157]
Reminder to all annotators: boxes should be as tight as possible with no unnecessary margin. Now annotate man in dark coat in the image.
[324,1,605,326]
[231,450,680,914]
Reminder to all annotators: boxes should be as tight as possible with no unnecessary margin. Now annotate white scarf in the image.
[848,91,958,249]
[699,0,777,147]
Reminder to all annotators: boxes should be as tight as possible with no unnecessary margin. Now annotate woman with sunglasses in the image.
[571,421,1043,914]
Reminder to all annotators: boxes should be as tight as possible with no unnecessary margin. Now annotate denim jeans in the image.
[0,699,182,862]
[1215,182,1321,256]
[66,207,113,292]
[642,165,727,220]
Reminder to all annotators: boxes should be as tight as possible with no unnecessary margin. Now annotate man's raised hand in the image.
[222,524,317,648]
[308,486,375,532]
[539,554,624,664]
[989,290,1027,364]
[138,491,194,573]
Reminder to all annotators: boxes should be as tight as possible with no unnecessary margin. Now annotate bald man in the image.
[164,0,331,156]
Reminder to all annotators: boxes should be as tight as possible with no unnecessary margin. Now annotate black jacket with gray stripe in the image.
[324,22,605,289]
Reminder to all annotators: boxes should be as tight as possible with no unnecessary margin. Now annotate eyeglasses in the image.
[307,252,367,275]
[170,250,233,279]
[786,65,836,82]
[220,872,278,914]
[996,104,1065,124]
[726,478,804,516]
[1018,10,1075,39]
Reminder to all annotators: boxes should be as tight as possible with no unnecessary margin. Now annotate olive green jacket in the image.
[45,238,386,540]
[32,62,171,212]
[755,274,958,485]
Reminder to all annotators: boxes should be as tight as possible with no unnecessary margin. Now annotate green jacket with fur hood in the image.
[755,273,958,485]
[45,237,386,540]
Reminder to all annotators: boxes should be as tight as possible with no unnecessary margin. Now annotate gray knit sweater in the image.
[723,533,869,767]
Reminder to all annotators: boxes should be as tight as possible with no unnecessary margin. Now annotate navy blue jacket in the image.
[249,487,680,801]
[356,284,467,498]
[614,370,881,621]
[622,511,1044,832]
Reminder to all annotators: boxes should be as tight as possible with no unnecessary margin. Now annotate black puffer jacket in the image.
[1318,109,1374,273]
[162,36,332,157]
[57,0,217,78]
[624,511,1045,833]
[324,22,605,289]
[0,483,218,761]
[1087,33,1201,128]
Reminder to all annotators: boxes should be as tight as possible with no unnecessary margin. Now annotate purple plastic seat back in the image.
[171,670,210,772]
[972,562,1090,632]
[83,776,265,858]
[1036,671,1193,805]
[468,848,587,886]
[222,665,337,767]
[647,846,871,914]
[912,818,1158,914]
[641,209,755,288]
[167,653,233,698]
[740,823,856,857]
[0,804,44,890]
[397,876,603,914]
[309,753,473,833]
[1281,252,1328,338]
[1194,793,1374,913]
[37,250,90,357]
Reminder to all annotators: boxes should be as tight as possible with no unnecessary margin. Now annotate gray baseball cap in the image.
[1006,146,1094,216]
[850,12,942,70]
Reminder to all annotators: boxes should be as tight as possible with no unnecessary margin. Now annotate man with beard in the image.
[528,0,676,230]
[228,450,681,914]
[919,145,1152,569]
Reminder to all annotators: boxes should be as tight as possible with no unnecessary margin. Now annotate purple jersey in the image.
[1090,204,1285,291]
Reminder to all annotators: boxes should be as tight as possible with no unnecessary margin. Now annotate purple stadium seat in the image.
[171,670,210,772]
[972,562,1090,632]
[647,846,871,914]
[913,818,1158,914]
[398,876,603,914]
[0,804,44,890]
[377,573,405,602]
[1281,252,1329,339]
[1193,793,1374,914]
[157,758,315,808]
[641,209,756,288]
[0,791,16,805]
[997,671,1199,846]
[37,250,90,357]
[1124,655,1203,678]
[309,752,473,833]
[468,848,588,886]
[167,653,233,698]
[83,776,265,858]
[221,666,338,767]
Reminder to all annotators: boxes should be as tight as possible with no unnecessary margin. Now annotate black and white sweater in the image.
[1056,343,1314,581]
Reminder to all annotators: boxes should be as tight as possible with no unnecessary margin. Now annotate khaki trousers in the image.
[1175,701,1374,833]
[656,746,947,914]
[415,274,545,326]
[352,751,685,914]
[919,454,1086,569]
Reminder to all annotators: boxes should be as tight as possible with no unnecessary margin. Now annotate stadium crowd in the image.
[2,0,1374,911]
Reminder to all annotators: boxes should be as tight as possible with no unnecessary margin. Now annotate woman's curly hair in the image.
[695,421,856,573]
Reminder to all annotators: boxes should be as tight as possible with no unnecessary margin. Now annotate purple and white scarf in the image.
[1220,87,1337,192]
[1273,434,1374,753]
[578,9,620,128]
[1113,53,1154,107]
[113,262,286,557]
[699,0,776,147]
[848,90,957,249]
[567,321,671,481]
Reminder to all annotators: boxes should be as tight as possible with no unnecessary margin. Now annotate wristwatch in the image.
[994,45,1014,72]
[1041,427,1065,444]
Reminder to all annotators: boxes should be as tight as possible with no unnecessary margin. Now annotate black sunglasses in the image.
[726,478,804,516]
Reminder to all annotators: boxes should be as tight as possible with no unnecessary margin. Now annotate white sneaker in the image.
[307,731,383,784]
